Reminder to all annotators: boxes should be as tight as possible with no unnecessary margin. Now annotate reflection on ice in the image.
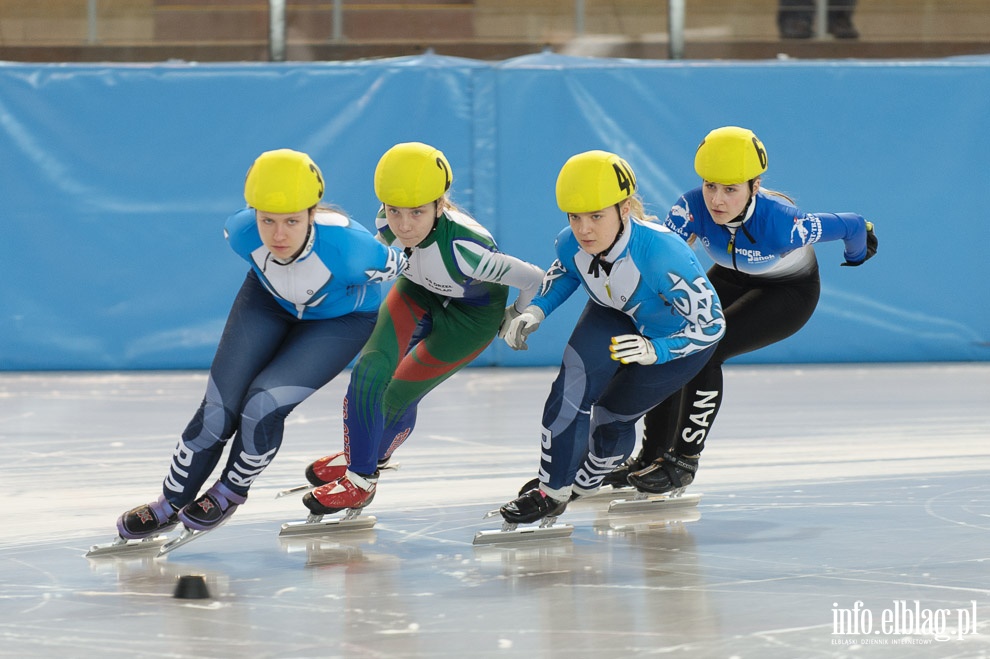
[2,364,989,657]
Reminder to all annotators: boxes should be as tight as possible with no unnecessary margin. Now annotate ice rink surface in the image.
[2,364,989,658]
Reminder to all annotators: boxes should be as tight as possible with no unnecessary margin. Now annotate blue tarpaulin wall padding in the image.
[2,54,988,370]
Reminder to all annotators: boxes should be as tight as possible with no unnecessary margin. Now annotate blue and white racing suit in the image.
[529,217,725,499]
[160,208,406,507]
[641,187,874,462]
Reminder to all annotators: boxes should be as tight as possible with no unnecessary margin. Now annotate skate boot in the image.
[178,481,247,531]
[116,494,179,540]
[500,488,568,525]
[519,477,590,501]
[626,451,699,495]
[601,455,646,489]
[306,451,390,487]
[303,470,377,515]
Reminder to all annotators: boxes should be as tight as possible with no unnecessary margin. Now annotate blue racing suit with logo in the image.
[665,187,870,274]
[637,186,873,464]
[160,208,406,507]
[529,218,725,497]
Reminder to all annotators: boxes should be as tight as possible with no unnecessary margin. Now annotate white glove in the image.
[609,334,658,365]
[504,306,545,351]
[497,304,523,339]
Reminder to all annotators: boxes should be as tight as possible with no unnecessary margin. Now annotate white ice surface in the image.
[1,364,989,658]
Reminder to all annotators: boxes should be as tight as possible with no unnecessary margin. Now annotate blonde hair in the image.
[438,196,461,214]
[760,186,794,204]
[626,195,658,223]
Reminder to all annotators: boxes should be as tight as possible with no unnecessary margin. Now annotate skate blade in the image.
[85,535,168,558]
[275,484,311,499]
[571,486,637,504]
[278,514,377,537]
[158,527,214,557]
[607,492,702,514]
[472,524,574,546]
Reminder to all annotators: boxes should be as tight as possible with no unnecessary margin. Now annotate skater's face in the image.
[384,202,440,248]
[256,208,313,261]
[568,201,627,255]
[702,178,759,225]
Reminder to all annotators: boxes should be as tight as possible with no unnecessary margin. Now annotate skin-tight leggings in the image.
[537,300,718,499]
[161,270,377,507]
[343,277,508,475]
[640,262,821,461]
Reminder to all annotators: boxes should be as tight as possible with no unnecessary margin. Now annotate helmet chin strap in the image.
[588,205,626,277]
[271,220,313,266]
[726,189,758,244]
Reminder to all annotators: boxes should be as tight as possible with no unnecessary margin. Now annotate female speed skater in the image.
[299,142,546,516]
[497,149,726,525]
[606,126,878,496]
[111,148,407,545]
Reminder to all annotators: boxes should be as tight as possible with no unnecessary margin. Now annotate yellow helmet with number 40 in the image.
[374,142,453,207]
[244,149,325,213]
[694,126,768,185]
[555,150,637,214]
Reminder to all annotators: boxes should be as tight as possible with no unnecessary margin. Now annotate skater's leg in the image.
[343,280,430,476]
[350,282,507,472]
[164,273,288,505]
[510,302,626,506]
[673,266,819,458]
[119,273,288,538]
[600,389,683,488]
[575,344,717,492]
[216,311,376,498]
[305,307,430,486]
[379,299,502,425]
[379,406,417,462]
[630,266,820,493]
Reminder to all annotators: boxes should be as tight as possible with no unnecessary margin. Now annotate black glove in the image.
[842,221,877,267]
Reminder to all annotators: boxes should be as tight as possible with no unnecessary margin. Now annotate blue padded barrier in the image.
[1,54,987,370]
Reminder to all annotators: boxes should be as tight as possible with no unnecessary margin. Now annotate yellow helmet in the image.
[555,150,637,214]
[244,149,324,213]
[374,142,452,207]
[694,126,768,185]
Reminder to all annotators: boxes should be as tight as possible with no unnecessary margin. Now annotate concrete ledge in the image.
[1,40,988,63]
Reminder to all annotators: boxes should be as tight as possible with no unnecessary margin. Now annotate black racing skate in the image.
[87,495,180,557]
[178,481,247,531]
[500,488,568,525]
[600,455,646,489]
[116,494,179,540]
[626,451,699,495]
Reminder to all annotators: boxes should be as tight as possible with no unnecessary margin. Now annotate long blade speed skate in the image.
[279,508,377,537]
[606,490,702,514]
[85,535,169,558]
[472,509,573,545]
[157,526,218,556]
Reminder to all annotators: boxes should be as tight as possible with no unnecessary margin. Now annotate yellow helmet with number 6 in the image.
[555,150,637,214]
[694,126,768,185]
[374,142,452,207]
[244,149,325,213]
